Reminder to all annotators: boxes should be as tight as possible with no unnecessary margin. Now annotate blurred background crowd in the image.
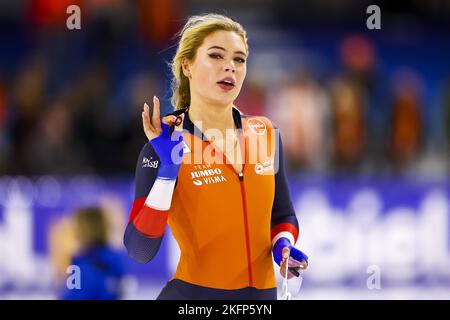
[0,0,449,177]
[0,0,450,299]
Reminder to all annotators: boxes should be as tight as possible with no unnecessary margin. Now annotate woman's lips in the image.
[217,82,235,91]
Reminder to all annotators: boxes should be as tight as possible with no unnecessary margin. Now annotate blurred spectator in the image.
[0,1,447,178]
[10,54,49,174]
[25,97,92,175]
[235,73,268,116]
[329,78,366,171]
[333,34,382,173]
[269,73,330,172]
[443,76,450,154]
[136,0,184,46]
[0,79,8,172]
[0,80,6,127]
[54,207,128,300]
[71,63,116,174]
[388,69,423,170]
[339,34,377,91]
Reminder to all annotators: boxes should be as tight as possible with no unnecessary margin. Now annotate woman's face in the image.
[184,30,248,107]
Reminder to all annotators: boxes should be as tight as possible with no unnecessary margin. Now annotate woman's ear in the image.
[181,58,191,78]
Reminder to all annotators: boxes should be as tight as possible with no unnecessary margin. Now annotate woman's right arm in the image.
[123,142,166,264]
[123,97,184,264]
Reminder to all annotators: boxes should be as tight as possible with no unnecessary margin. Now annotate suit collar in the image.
[170,107,243,141]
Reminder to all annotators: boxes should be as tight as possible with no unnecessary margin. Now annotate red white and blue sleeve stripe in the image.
[123,143,176,264]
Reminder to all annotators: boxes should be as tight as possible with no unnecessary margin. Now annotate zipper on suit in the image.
[208,128,254,287]
[237,170,254,287]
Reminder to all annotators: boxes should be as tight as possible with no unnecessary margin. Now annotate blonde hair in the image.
[170,14,249,110]
[73,207,109,249]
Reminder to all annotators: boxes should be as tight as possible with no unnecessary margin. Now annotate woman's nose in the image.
[224,62,236,73]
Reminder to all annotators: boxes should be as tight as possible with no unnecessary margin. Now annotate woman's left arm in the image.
[270,130,308,275]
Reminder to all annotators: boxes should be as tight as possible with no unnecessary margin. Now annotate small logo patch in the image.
[142,157,158,168]
[255,159,274,175]
[247,118,266,136]
[190,166,227,186]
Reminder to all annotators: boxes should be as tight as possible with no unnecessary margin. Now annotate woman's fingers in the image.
[152,96,161,133]
[282,246,290,261]
[287,258,308,270]
[287,258,300,267]
[299,260,308,270]
[280,246,290,278]
[280,246,308,278]
[142,96,184,140]
[143,103,156,132]
[142,103,158,141]
[280,260,295,279]
[162,115,177,125]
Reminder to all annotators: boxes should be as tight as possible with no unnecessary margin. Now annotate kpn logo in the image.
[191,167,227,186]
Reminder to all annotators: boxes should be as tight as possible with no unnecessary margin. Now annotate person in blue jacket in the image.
[61,207,128,300]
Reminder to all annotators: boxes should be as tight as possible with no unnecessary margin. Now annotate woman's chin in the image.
[204,96,236,107]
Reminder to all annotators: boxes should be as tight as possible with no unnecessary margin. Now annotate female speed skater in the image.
[124,13,308,300]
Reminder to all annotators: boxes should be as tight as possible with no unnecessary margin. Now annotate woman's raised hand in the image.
[142,96,185,180]
[142,96,180,141]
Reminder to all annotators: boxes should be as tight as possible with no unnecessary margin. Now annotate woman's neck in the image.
[188,99,235,132]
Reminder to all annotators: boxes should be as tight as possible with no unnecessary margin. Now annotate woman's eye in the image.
[209,53,222,59]
[209,53,245,63]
